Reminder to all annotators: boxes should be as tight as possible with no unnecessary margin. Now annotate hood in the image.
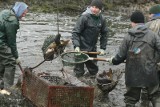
[128,24,148,38]
[82,6,101,16]
[150,13,160,21]
[12,2,28,18]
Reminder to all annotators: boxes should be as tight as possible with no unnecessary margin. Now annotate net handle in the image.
[66,50,100,55]
[89,57,107,61]
[81,51,100,55]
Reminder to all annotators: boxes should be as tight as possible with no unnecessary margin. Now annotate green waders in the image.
[140,88,150,107]
[0,45,16,89]
[151,89,160,107]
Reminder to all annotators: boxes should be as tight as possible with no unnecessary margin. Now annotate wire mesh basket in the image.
[22,68,94,107]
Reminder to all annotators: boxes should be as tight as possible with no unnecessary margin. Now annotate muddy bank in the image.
[0,0,159,13]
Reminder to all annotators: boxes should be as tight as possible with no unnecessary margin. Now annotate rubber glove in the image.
[75,47,80,52]
[16,58,21,65]
[99,49,105,55]
[106,56,114,65]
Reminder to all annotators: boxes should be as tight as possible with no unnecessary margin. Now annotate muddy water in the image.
[7,11,141,107]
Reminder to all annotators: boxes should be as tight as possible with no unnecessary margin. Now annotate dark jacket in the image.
[0,9,19,59]
[112,24,160,87]
[72,7,108,51]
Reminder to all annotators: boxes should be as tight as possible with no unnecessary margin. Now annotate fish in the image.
[46,39,70,54]
[96,68,117,93]
[45,40,70,55]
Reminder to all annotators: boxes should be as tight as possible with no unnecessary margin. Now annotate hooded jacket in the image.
[146,14,160,36]
[0,2,28,59]
[12,2,28,19]
[112,24,160,87]
[72,7,108,51]
[0,9,19,59]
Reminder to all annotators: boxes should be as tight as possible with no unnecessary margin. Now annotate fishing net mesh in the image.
[61,52,89,66]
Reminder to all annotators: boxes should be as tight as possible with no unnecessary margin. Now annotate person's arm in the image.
[154,33,160,56]
[72,15,86,48]
[100,16,108,50]
[5,21,19,59]
[112,35,129,65]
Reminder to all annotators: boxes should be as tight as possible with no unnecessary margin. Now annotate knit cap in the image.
[149,4,160,14]
[130,11,144,23]
[90,0,103,10]
[12,2,28,18]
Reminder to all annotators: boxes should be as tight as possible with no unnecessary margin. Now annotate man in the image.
[72,0,108,78]
[107,11,160,107]
[147,4,160,35]
[0,2,28,89]
[140,4,160,107]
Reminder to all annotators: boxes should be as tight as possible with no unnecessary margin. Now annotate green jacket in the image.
[0,9,19,59]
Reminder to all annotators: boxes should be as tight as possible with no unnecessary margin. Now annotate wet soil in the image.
[15,12,127,107]
[0,5,154,106]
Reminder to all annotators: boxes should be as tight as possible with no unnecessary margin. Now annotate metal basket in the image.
[22,68,94,107]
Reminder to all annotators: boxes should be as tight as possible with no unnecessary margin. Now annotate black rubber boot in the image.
[140,100,150,107]
[3,66,15,88]
[126,104,135,107]
[0,79,4,89]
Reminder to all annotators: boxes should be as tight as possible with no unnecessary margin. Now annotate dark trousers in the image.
[125,85,160,107]
[141,69,160,107]
[74,54,98,77]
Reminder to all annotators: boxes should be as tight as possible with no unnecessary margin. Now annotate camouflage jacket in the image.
[0,9,19,59]
[146,16,160,36]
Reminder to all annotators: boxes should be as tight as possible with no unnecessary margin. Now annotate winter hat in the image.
[149,4,160,14]
[130,11,144,23]
[12,2,28,18]
[90,0,103,10]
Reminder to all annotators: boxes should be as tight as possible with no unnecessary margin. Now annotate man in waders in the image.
[72,0,108,78]
[107,11,160,107]
[0,2,28,89]
[140,4,160,107]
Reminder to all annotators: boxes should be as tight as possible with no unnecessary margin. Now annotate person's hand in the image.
[98,49,105,55]
[106,56,114,65]
[75,47,80,52]
[16,58,21,65]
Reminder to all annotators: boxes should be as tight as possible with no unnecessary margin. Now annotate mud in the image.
[0,8,153,107]
[15,12,127,107]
